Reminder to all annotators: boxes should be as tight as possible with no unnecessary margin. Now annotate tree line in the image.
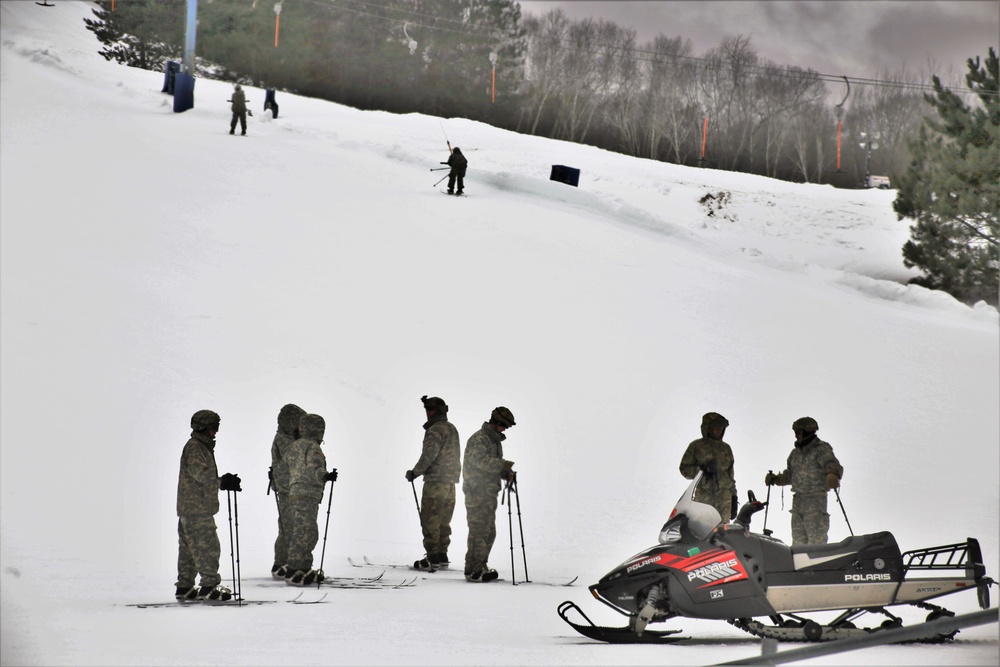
[84,0,997,304]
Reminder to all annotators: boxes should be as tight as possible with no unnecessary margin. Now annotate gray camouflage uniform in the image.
[412,413,461,560]
[176,427,222,590]
[772,431,843,545]
[462,423,510,575]
[270,404,305,571]
[284,414,328,574]
[679,412,738,523]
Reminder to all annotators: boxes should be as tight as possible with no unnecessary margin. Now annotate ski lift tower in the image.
[173,0,198,112]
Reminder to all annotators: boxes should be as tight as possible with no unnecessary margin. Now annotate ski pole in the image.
[512,475,529,583]
[317,477,336,589]
[433,174,449,187]
[504,478,515,585]
[834,487,854,536]
[233,489,242,604]
[762,471,773,536]
[429,167,450,171]
[226,490,238,603]
[410,479,421,515]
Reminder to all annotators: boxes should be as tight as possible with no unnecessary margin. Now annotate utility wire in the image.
[290,0,997,98]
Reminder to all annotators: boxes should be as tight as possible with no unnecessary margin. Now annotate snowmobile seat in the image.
[790,531,902,572]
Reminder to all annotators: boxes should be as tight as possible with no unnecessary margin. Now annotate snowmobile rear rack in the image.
[903,538,988,581]
[557,601,687,644]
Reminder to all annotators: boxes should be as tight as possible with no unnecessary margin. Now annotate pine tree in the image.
[894,48,999,305]
[83,0,184,71]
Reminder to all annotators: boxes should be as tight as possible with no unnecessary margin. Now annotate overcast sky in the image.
[518,1,999,87]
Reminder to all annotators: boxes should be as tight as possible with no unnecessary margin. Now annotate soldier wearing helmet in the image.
[765,416,844,545]
[407,395,461,571]
[679,412,739,524]
[175,410,240,601]
[462,406,516,582]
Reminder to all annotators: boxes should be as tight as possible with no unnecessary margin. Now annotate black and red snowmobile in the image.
[559,471,994,644]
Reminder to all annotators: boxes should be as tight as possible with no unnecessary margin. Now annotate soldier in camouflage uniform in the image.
[269,403,305,578]
[679,412,738,523]
[284,413,337,586]
[765,416,843,545]
[407,396,461,570]
[462,406,516,582]
[175,409,241,601]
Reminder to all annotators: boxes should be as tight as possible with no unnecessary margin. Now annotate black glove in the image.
[268,466,273,481]
[730,494,739,520]
[405,469,416,482]
[220,473,242,492]
[248,110,253,117]
[324,469,338,483]
[700,462,718,479]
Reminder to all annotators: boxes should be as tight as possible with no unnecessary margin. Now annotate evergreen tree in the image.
[83,0,184,71]
[894,49,999,305]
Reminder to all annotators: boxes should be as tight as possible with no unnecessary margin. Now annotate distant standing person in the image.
[462,406,516,582]
[284,413,338,585]
[406,395,461,571]
[443,144,467,195]
[269,403,306,579]
[765,416,843,545]
[175,409,242,601]
[229,83,247,136]
[678,412,738,524]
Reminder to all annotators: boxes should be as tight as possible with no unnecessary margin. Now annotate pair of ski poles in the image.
[502,473,529,585]
[226,488,242,605]
[761,469,854,537]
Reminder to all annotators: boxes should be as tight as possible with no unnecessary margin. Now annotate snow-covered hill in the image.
[1,2,996,665]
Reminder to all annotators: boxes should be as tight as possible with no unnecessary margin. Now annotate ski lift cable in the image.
[293,0,996,98]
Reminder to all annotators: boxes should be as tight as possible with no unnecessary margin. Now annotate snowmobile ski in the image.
[557,601,687,644]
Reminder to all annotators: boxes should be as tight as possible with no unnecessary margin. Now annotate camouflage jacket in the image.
[176,430,220,517]
[286,436,327,504]
[270,410,302,495]
[462,423,507,497]
[781,435,843,494]
[230,88,247,113]
[679,437,737,506]
[412,414,461,484]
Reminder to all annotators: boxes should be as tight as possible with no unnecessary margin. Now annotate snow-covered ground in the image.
[1,2,997,665]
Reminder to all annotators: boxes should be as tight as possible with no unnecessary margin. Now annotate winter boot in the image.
[413,556,439,572]
[229,129,235,135]
[198,584,233,601]
[431,552,450,569]
[301,569,324,585]
[272,564,290,579]
[175,585,198,600]
[480,568,499,582]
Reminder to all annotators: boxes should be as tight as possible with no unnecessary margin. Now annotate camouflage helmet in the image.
[190,409,221,431]
[700,412,729,437]
[792,416,819,433]
[490,406,516,428]
[299,413,326,441]
[421,395,448,414]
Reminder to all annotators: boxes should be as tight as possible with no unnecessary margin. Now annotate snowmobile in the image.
[558,471,994,644]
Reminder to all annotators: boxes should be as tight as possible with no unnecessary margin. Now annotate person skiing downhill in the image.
[229,83,247,136]
[443,144,467,195]
[406,395,461,571]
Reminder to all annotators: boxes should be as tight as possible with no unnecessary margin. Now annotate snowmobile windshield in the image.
[658,471,722,543]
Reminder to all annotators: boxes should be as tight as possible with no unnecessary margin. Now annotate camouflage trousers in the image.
[176,515,221,589]
[420,481,456,557]
[464,491,499,575]
[285,499,320,573]
[272,494,289,568]
[791,492,830,545]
